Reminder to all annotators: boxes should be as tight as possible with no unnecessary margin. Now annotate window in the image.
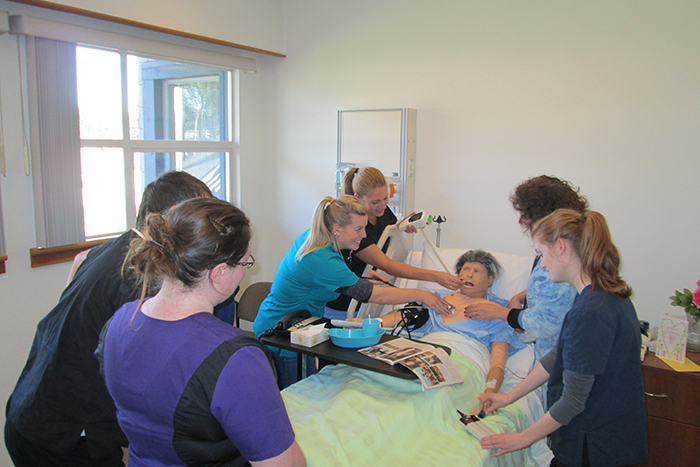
[11,14,254,256]
[76,46,232,238]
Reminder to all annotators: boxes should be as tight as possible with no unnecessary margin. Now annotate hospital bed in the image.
[282,230,553,466]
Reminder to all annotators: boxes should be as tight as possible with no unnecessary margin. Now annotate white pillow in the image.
[418,245,534,302]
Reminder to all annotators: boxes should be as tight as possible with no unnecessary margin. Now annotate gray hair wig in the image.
[454,249,502,279]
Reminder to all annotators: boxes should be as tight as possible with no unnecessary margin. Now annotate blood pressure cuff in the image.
[336,278,374,303]
[398,303,430,329]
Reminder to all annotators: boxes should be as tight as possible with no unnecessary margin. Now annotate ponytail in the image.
[532,209,632,298]
[297,195,367,260]
[341,168,359,196]
[341,166,387,198]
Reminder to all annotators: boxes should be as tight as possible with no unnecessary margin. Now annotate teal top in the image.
[254,230,360,353]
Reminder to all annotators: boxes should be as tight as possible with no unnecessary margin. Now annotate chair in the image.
[236,281,272,328]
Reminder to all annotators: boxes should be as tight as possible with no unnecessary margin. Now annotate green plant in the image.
[670,288,700,322]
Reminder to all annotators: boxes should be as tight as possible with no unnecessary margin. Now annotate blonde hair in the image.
[341,166,387,198]
[296,195,367,260]
[532,209,632,298]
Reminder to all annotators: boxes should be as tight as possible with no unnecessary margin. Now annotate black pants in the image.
[5,421,124,467]
[551,458,592,467]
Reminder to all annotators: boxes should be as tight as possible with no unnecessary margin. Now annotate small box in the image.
[290,325,329,348]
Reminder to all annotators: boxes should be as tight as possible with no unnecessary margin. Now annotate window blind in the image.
[1,12,9,264]
[0,183,6,259]
[25,36,85,247]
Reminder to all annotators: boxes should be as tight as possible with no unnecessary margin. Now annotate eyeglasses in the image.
[235,254,255,269]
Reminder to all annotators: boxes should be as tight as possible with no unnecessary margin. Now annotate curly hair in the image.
[509,175,589,230]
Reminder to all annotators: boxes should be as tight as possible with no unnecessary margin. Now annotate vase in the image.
[687,313,700,353]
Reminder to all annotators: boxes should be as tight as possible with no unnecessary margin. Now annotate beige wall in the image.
[245,0,700,326]
[0,1,283,465]
[44,0,284,54]
[1,1,699,465]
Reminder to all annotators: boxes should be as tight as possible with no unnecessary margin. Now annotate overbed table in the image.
[260,332,451,381]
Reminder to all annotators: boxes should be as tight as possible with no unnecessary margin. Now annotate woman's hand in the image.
[480,410,560,457]
[480,432,531,457]
[400,213,419,234]
[433,271,464,291]
[420,291,453,315]
[477,391,511,416]
[464,301,509,322]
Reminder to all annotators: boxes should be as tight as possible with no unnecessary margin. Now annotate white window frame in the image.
[10,14,251,251]
[0,10,6,271]
[79,48,237,237]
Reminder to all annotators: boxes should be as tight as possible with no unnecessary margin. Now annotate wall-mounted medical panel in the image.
[337,108,416,225]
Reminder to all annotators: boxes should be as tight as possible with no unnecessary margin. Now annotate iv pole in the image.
[418,226,451,274]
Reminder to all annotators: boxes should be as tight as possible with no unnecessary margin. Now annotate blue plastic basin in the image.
[327,328,385,348]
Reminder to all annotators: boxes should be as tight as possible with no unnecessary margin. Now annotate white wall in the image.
[0,0,282,464]
[243,0,700,329]
[42,0,285,54]
[0,1,699,465]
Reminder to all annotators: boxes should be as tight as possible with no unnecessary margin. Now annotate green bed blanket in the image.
[282,349,537,467]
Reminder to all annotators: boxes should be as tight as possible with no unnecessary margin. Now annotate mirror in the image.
[337,108,416,219]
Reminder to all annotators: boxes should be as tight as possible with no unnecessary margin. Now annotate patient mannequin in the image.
[358,250,525,397]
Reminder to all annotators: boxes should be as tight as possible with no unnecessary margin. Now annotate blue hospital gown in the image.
[415,292,526,356]
[520,257,578,361]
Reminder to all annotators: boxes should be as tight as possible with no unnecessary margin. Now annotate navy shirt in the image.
[6,232,137,456]
[547,286,648,466]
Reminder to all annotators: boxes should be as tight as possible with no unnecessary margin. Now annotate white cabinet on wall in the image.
[337,108,416,224]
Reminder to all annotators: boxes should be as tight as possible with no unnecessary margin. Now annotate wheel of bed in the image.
[284,243,553,466]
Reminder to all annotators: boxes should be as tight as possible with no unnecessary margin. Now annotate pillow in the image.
[418,245,534,302]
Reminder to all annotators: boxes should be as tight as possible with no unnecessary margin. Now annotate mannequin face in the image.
[334,213,368,250]
[358,186,389,220]
[458,262,494,298]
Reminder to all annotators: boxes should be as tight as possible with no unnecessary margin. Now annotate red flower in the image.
[694,277,700,308]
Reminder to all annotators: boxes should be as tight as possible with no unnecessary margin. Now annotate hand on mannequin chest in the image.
[442,293,492,325]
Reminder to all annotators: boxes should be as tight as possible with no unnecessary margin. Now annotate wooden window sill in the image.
[30,239,110,268]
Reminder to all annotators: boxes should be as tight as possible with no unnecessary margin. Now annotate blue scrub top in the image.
[547,285,647,466]
[254,230,360,338]
[520,257,578,360]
